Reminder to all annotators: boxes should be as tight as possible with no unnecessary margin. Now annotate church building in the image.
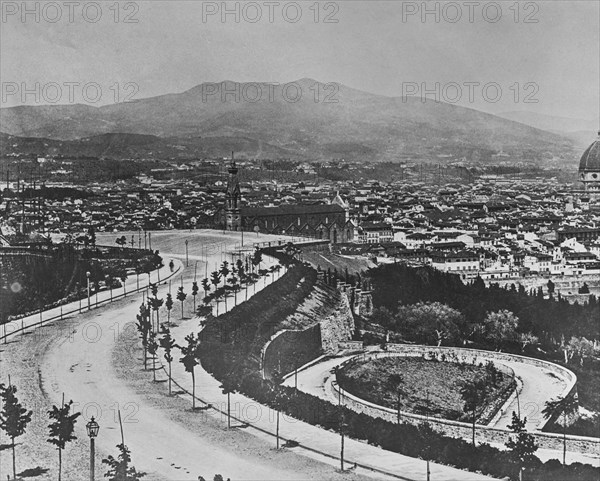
[223,158,354,243]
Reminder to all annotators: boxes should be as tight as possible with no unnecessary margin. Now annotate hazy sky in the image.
[1,0,598,122]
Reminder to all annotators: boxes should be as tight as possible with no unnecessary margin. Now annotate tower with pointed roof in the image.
[579,131,600,195]
[225,152,241,231]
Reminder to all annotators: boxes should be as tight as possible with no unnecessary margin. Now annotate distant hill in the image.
[498,111,597,142]
[0,79,577,162]
[0,132,292,160]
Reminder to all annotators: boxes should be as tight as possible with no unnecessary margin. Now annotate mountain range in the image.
[0,79,579,163]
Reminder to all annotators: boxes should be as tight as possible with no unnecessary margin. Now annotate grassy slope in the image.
[338,357,513,422]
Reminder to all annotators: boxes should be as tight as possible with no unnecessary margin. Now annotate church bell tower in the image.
[225,151,241,231]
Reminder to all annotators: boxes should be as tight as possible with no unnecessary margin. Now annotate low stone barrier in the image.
[329,346,599,456]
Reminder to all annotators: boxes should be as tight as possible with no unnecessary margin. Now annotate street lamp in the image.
[86,416,99,481]
[86,271,91,311]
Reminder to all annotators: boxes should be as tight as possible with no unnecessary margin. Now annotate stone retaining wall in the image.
[329,346,599,456]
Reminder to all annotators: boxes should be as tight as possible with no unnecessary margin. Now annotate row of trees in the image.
[0,382,145,481]
[369,264,600,346]
[371,302,531,351]
[200,251,283,316]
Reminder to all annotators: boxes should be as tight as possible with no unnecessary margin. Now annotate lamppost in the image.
[185,240,189,267]
[86,271,91,311]
[86,416,99,481]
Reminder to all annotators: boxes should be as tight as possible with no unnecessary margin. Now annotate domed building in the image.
[579,131,600,194]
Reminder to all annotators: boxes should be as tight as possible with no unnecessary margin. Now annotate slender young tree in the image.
[201,278,210,300]
[102,443,146,481]
[210,271,221,315]
[149,296,164,332]
[459,377,486,446]
[179,333,201,409]
[47,398,81,481]
[147,330,159,382]
[0,383,33,480]
[136,303,152,369]
[269,371,286,449]
[542,395,578,466]
[165,292,173,325]
[228,274,239,306]
[159,324,176,395]
[191,280,199,312]
[219,262,230,311]
[505,411,538,481]
[176,285,187,319]
[220,374,239,429]
[387,373,405,423]
[119,270,128,297]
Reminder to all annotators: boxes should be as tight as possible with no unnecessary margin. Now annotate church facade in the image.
[241,202,355,243]
[223,159,354,243]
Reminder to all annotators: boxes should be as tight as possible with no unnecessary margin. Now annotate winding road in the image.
[2,230,498,480]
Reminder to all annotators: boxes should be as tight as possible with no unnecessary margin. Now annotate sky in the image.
[0,0,599,124]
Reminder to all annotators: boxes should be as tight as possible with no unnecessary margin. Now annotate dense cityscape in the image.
[1,2,599,481]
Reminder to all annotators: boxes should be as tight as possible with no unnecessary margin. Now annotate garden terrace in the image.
[337,356,515,423]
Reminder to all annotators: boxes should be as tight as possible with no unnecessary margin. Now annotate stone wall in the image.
[319,292,355,353]
[261,277,355,378]
[328,346,599,455]
[331,380,599,455]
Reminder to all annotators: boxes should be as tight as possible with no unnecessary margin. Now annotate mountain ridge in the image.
[0,79,578,162]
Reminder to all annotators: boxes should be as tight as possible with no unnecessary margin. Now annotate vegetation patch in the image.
[337,356,514,422]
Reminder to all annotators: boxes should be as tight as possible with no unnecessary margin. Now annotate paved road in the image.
[2,231,496,480]
[285,352,598,465]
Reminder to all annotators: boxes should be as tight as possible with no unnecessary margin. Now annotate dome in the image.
[579,131,600,172]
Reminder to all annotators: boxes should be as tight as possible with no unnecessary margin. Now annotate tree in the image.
[227,275,239,306]
[505,412,538,481]
[396,302,465,346]
[102,443,146,481]
[116,235,127,250]
[148,296,164,331]
[179,333,201,409]
[136,303,152,370]
[517,332,539,352]
[220,373,239,429]
[210,271,221,315]
[147,330,159,382]
[119,270,128,297]
[176,286,187,319]
[269,373,286,450]
[579,282,590,294]
[387,373,405,423]
[542,395,578,466]
[47,399,81,481]
[191,281,199,312]
[482,310,519,350]
[459,377,486,445]
[159,324,176,395]
[165,292,173,324]
[0,383,33,480]
[219,262,230,311]
[201,278,211,301]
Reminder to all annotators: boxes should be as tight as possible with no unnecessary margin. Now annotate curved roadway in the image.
[1,231,497,480]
